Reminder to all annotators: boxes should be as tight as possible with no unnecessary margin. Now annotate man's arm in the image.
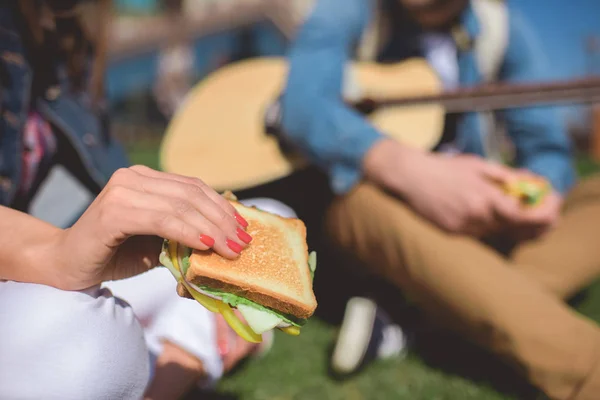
[499,4,577,194]
[0,206,63,287]
[280,0,385,194]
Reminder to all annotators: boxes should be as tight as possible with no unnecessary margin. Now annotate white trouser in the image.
[0,198,295,400]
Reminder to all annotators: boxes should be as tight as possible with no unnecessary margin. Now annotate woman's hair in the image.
[18,0,111,104]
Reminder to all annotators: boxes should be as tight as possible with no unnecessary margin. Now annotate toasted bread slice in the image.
[178,200,317,320]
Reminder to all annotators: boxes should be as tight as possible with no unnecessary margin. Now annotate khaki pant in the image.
[325,176,600,400]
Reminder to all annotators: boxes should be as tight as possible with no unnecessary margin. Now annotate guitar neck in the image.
[371,76,600,113]
[259,4,600,112]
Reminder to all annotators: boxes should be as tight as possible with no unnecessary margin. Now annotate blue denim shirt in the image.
[280,0,576,195]
[0,4,129,208]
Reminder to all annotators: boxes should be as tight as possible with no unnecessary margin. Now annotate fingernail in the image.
[226,238,243,253]
[234,212,248,228]
[200,234,215,247]
[236,227,252,244]
[218,339,229,357]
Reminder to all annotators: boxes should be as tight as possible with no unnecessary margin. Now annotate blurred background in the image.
[108,0,297,168]
[38,0,600,398]
[107,0,600,169]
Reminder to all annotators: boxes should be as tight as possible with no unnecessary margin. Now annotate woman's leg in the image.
[105,267,224,399]
[0,281,150,400]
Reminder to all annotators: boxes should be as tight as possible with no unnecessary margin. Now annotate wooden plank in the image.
[108,2,270,60]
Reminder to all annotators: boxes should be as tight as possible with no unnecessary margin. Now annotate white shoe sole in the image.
[330,297,378,375]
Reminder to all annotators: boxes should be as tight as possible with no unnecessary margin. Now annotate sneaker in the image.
[330,297,408,377]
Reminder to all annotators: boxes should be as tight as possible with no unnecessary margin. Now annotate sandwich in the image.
[159,195,318,343]
[502,176,550,206]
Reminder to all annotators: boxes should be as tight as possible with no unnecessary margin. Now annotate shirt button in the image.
[83,133,97,147]
[46,86,61,101]
[332,177,345,193]
[1,51,24,66]
[0,176,13,191]
[3,111,19,128]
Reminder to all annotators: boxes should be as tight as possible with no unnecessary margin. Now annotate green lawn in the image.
[130,145,600,400]
[212,283,600,400]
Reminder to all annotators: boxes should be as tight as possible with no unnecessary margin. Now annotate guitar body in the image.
[160,57,444,192]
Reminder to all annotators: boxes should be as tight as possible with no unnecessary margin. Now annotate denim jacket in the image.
[280,0,576,195]
[0,3,129,208]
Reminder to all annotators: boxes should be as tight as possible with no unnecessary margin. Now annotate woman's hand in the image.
[48,166,251,290]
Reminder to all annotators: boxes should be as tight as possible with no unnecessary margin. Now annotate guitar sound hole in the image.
[353,99,377,115]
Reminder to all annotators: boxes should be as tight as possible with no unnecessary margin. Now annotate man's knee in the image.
[0,282,150,399]
[325,183,435,283]
[564,174,600,212]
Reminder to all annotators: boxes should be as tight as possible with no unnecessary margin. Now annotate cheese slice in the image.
[237,304,283,335]
[160,240,304,339]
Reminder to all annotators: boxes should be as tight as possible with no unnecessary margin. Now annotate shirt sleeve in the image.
[499,4,577,194]
[280,0,385,194]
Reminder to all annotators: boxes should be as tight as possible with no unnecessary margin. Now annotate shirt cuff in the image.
[524,156,577,195]
[328,129,383,194]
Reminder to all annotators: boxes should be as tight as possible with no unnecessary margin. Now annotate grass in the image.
[128,141,162,170]
[130,145,600,400]
[215,323,520,400]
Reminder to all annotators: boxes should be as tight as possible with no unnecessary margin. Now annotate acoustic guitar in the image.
[160,56,600,192]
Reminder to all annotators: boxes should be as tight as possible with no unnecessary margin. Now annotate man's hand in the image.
[503,189,563,242]
[494,167,562,241]
[363,139,525,237]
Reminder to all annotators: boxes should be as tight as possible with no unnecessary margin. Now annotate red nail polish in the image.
[218,338,229,357]
[236,227,252,244]
[234,212,248,228]
[200,235,215,247]
[226,238,243,253]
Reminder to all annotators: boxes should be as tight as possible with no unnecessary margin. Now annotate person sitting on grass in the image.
[279,0,600,398]
[0,2,294,399]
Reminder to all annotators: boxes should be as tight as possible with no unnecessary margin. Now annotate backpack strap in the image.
[356,0,385,62]
[470,0,509,161]
[471,0,509,82]
[343,0,387,101]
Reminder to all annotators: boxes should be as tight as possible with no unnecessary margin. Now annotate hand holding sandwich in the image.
[160,198,318,342]
[3,165,251,291]
[363,139,524,237]
[363,139,558,238]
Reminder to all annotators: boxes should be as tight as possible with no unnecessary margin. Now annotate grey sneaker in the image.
[330,297,408,377]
